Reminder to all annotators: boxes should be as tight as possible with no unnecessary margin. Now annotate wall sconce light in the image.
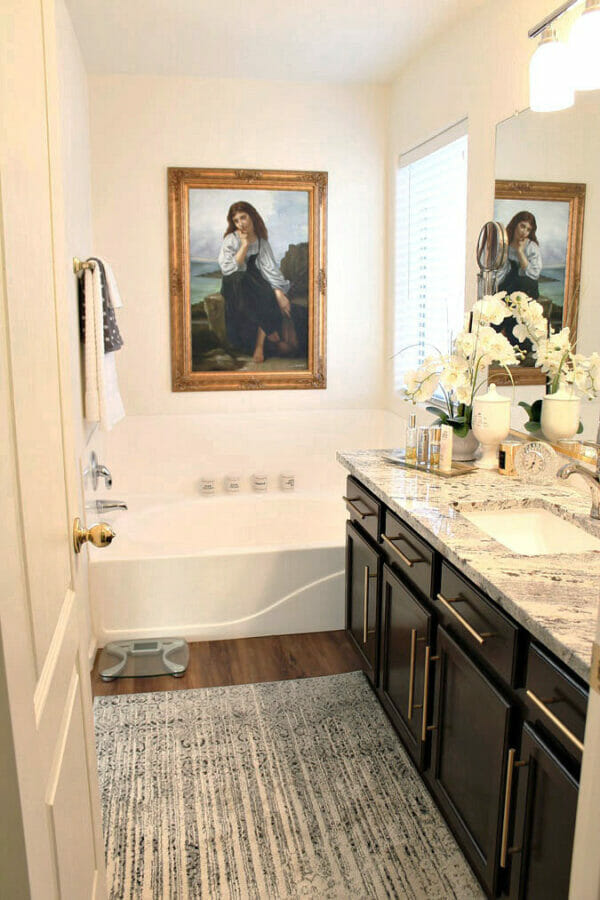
[529,27,574,111]
[569,0,600,91]
[528,0,600,111]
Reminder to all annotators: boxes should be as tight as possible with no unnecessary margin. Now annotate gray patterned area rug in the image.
[94,672,483,899]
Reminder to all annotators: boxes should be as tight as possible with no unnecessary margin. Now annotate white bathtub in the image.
[89,492,347,646]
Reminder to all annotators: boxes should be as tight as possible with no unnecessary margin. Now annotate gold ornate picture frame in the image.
[490,179,585,386]
[168,167,327,391]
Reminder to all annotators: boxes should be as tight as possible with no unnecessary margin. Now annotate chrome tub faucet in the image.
[88,499,128,513]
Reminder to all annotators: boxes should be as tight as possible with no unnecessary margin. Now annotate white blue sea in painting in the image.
[190,260,221,308]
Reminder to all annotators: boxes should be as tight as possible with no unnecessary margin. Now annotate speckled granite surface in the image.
[338,449,600,681]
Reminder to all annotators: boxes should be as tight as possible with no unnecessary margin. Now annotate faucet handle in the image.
[90,451,112,490]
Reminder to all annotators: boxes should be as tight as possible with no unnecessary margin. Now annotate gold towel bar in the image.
[72,257,94,274]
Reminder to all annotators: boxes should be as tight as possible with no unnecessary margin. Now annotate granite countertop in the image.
[337,449,600,682]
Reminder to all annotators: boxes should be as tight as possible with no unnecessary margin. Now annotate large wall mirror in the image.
[494,91,600,440]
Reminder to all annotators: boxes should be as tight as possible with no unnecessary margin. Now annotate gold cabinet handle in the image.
[420,646,439,742]
[73,517,115,554]
[407,629,417,720]
[526,689,584,754]
[500,748,528,867]
[436,593,494,646]
[381,533,423,568]
[362,567,377,643]
[343,496,376,519]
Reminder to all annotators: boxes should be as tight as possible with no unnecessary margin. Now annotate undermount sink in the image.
[458,505,600,556]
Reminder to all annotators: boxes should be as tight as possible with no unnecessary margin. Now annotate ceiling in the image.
[65,0,485,83]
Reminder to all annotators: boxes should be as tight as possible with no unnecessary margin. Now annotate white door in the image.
[0,0,107,896]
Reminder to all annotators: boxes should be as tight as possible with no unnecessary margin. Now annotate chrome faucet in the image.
[556,418,600,519]
[88,499,128,513]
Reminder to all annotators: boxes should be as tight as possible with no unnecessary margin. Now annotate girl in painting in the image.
[218,201,298,363]
[497,211,542,299]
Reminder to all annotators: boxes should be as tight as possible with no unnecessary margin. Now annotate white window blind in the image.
[394,125,468,392]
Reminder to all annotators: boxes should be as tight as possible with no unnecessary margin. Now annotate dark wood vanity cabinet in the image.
[378,565,432,769]
[343,475,588,899]
[430,626,513,896]
[345,521,381,685]
[507,724,579,900]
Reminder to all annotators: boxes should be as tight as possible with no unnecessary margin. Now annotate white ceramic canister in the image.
[471,384,511,469]
[252,472,268,492]
[280,472,295,491]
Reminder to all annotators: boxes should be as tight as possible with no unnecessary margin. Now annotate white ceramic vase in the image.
[451,429,479,462]
[541,385,581,443]
[471,384,511,469]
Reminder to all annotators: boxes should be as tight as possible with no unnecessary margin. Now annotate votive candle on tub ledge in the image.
[224,474,241,493]
[252,473,268,492]
[200,477,216,496]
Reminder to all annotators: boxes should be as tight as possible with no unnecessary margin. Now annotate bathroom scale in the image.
[98,638,189,681]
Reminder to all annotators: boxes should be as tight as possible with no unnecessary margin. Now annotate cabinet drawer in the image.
[344,476,382,543]
[438,562,518,685]
[382,509,435,600]
[524,643,587,760]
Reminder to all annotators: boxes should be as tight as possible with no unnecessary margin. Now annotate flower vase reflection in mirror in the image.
[400,291,600,444]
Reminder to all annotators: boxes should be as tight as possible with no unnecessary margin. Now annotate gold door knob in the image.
[73,517,116,554]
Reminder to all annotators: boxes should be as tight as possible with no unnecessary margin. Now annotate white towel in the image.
[83,262,125,430]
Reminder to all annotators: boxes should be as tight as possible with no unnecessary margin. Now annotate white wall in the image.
[385,0,560,418]
[88,75,389,416]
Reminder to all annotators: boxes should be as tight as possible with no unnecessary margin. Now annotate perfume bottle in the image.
[405,413,417,463]
[429,427,441,468]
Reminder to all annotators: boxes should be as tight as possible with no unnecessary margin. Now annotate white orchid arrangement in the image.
[506,291,600,399]
[402,293,519,437]
[402,290,600,437]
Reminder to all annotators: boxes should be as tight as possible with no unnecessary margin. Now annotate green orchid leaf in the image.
[518,401,532,416]
[524,421,542,433]
[452,421,470,438]
[530,399,543,422]
[577,420,584,435]
[425,406,447,424]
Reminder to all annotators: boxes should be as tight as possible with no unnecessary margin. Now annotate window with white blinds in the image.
[394,126,468,392]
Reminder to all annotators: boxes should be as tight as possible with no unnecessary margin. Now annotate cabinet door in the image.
[430,626,512,896]
[508,723,578,900]
[346,521,381,684]
[379,565,431,768]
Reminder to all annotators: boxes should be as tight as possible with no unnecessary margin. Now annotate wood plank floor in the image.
[91,630,364,698]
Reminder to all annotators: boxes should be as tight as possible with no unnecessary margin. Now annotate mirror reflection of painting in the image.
[190,189,309,373]
[494,196,571,366]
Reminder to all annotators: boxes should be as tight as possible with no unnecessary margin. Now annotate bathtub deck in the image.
[91,630,364,697]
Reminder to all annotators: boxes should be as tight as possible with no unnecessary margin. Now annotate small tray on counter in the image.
[381,450,476,478]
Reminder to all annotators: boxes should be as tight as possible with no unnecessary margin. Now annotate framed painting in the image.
[168,167,327,391]
[490,179,585,386]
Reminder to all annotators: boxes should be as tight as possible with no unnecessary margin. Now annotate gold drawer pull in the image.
[526,689,584,753]
[500,748,528,868]
[343,496,377,520]
[407,629,417,720]
[381,533,423,568]
[436,593,494,646]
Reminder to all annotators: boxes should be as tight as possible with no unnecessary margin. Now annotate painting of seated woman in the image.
[489,181,585,384]
[169,168,326,391]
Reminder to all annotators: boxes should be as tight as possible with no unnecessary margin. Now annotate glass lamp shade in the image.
[569,5,600,91]
[529,37,574,112]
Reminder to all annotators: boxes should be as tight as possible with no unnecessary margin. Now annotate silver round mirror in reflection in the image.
[476,221,508,297]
